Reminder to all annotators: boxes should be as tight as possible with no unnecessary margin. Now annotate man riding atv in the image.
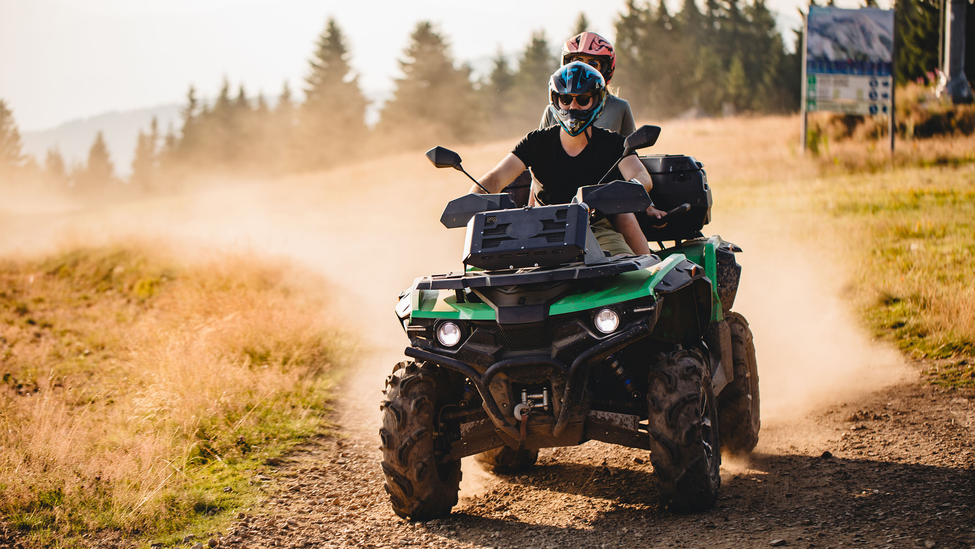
[475,62,666,256]
[381,60,760,522]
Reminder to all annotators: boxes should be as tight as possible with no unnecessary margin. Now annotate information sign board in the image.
[804,6,895,115]
[801,6,897,152]
[807,74,893,115]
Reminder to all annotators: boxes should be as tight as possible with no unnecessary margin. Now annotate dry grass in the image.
[0,244,351,546]
[805,83,975,173]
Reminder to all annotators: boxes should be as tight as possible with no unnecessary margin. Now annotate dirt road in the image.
[1,118,972,548]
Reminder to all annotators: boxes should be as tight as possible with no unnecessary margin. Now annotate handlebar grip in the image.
[665,203,692,217]
[652,203,691,225]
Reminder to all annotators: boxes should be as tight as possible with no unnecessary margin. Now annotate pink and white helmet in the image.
[561,31,616,83]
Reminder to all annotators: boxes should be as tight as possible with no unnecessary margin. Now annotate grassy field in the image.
[659,116,975,389]
[820,166,975,388]
[0,244,351,547]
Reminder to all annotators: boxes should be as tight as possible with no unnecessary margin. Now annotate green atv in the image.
[382,125,759,520]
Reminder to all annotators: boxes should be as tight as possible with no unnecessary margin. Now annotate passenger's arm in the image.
[472,153,527,194]
[619,155,666,220]
[619,104,636,137]
[538,106,556,131]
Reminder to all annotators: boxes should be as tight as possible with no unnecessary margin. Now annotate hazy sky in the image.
[1,0,875,131]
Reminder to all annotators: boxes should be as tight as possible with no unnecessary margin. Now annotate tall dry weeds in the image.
[0,244,351,544]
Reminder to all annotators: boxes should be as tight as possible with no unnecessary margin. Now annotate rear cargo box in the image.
[638,155,712,242]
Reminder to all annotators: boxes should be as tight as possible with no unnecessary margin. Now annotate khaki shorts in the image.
[590,218,634,256]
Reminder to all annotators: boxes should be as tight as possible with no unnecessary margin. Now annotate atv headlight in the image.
[593,308,620,334]
[436,321,463,347]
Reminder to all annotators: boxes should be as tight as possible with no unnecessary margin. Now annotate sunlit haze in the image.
[2,0,879,131]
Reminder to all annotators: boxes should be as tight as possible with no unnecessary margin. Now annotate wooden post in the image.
[800,10,809,154]
[890,8,897,155]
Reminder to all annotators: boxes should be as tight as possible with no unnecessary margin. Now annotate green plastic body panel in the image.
[547,254,684,315]
[655,236,724,322]
[410,254,688,321]
[411,289,495,320]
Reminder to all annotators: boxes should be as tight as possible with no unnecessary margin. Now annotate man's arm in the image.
[618,154,651,190]
[471,153,528,194]
[619,154,666,219]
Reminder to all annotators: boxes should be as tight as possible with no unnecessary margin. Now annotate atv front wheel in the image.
[380,361,461,520]
[646,348,721,512]
[474,446,539,474]
[717,312,761,455]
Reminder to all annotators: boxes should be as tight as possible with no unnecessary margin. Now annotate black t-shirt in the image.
[511,126,631,206]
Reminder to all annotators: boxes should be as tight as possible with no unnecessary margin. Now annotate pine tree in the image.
[678,0,707,45]
[614,1,688,116]
[481,48,518,138]
[270,81,297,172]
[77,132,115,192]
[736,0,786,111]
[895,0,939,85]
[572,13,591,36]
[651,0,692,112]
[0,99,25,179]
[176,85,202,167]
[377,21,480,147]
[44,148,67,187]
[231,84,254,169]
[131,118,159,191]
[206,77,236,167]
[723,55,748,112]
[300,17,369,170]
[511,30,558,131]
[613,0,648,104]
[252,93,273,173]
[158,123,180,185]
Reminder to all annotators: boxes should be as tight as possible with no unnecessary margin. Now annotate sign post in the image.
[803,6,896,154]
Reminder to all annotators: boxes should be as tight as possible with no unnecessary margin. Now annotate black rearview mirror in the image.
[624,125,662,152]
[425,146,463,170]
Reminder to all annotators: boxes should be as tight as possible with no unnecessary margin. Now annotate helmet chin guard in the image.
[549,62,607,137]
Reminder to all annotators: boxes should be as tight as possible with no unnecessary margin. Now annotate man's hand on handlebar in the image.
[647,205,668,227]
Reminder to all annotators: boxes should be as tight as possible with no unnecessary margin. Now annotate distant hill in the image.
[21,105,182,178]
[16,70,500,179]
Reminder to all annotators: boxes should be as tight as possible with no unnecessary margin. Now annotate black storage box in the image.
[463,204,589,271]
[637,155,712,242]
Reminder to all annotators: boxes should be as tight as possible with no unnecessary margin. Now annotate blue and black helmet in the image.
[549,61,607,136]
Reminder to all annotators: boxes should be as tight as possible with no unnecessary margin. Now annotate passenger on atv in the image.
[472,62,666,256]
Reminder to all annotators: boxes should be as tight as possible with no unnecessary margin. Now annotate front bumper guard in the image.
[404,319,653,441]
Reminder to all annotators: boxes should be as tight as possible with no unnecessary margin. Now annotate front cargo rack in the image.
[417,255,662,290]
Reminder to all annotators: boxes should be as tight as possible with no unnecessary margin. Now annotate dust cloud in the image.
[0,118,915,497]
[711,208,912,424]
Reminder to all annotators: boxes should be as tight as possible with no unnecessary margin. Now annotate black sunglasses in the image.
[557,93,593,107]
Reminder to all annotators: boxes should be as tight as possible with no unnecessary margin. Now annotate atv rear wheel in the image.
[646,348,721,512]
[474,446,539,474]
[717,312,761,455]
[380,361,461,520]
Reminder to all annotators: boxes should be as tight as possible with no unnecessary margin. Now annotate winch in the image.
[513,387,549,420]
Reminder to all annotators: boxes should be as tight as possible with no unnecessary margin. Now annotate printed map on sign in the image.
[805,6,895,116]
